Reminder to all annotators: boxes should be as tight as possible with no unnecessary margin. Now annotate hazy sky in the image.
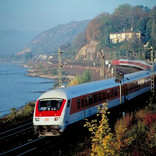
[0,0,156,32]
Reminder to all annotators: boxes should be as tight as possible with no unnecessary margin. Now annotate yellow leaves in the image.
[85,103,116,156]
[85,99,156,155]
[102,135,111,147]
[67,77,79,86]
[67,70,92,86]
[115,114,133,135]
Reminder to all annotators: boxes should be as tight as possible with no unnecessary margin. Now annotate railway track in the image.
[0,136,45,156]
[0,122,33,140]
[0,92,153,155]
[0,122,40,155]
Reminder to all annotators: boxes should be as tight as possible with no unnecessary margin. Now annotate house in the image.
[110,29,141,44]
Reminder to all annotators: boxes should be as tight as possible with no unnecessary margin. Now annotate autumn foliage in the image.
[85,4,156,57]
[85,103,156,155]
[67,70,92,86]
[84,103,115,156]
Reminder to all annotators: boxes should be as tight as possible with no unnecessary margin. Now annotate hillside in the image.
[21,20,89,55]
[76,5,156,61]
[17,5,156,61]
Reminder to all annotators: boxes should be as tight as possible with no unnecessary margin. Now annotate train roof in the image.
[119,59,149,65]
[39,70,151,100]
[39,77,118,100]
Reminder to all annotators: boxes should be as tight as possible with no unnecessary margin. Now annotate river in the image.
[0,63,55,113]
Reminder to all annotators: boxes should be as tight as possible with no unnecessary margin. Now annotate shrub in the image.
[67,77,79,86]
[84,103,116,156]
[0,102,35,131]
[67,70,92,86]
[145,113,156,125]
[114,113,133,135]
[135,109,146,121]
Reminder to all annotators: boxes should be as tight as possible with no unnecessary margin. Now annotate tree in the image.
[84,103,115,156]
[145,6,156,49]
[67,70,92,86]
[67,77,79,86]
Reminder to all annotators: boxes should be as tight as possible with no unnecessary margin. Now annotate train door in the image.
[65,100,71,125]
[83,95,91,119]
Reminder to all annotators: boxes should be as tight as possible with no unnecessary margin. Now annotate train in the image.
[33,70,156,136]
[111,59,151,70]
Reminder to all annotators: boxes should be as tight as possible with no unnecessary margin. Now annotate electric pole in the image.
[58,48,63,88]
[115,73,124,104]
[150,46,155,93]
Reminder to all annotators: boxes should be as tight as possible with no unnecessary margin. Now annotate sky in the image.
[0,0,156,32]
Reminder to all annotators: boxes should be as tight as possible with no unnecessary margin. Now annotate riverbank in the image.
[23,63,74,82]
[24,60,141,84]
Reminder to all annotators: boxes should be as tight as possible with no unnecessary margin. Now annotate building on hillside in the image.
[110,28,141,44]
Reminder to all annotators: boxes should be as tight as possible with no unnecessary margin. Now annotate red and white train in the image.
[111,59,151,70]
[33,70,156,136]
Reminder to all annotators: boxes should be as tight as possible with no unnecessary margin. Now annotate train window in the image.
[113,88,118,97]
[77,98,81,109]
[39,99,63,111]
[128,84,132,92]
[102,92,106,101]
[67,100,71,107]
[88,95,93,105]
[107,90,110,99]
[93,93,97,104]
[126,87,128,93]
[98,93,102,102]
[85,97,89,106]
[81,98,84,108]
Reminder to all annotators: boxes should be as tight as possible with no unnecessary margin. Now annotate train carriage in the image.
[33,70,155,136]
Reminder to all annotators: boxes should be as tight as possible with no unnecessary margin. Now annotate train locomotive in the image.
[33,70,155,136]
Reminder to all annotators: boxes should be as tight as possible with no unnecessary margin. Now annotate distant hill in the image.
[22,20,89,54]
[0,30,39,56]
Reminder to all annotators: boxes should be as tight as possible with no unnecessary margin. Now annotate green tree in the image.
[151,8,156,50]
[145,6,156,49]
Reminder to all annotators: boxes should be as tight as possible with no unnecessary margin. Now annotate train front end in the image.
[33,93,67,136]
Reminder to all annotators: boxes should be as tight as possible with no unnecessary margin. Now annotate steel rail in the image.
[0,122,32,135]
[17,147,37,156]
[0,136,45,156]
[0,126,33,140]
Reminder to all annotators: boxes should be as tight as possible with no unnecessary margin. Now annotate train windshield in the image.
[39,99,63,111]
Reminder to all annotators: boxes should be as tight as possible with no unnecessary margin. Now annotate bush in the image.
[135,109,146,121]
[85,107,156,155]
[84,103,116,156]
[67,70,92,86]
[0,102,35,130]
[145,113,156,125]
[114,112,156,155]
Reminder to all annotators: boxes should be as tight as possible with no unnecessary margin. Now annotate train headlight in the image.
[54,117,60,121]
[35,117,40,121]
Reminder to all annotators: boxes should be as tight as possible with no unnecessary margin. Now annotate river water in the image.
[0,63,55,112]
